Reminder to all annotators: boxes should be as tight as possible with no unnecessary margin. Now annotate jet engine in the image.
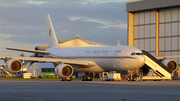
[161,59,177,72]
[5,59,22,73]
[55,63,73,78]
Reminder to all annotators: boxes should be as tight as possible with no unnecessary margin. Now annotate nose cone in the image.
[135,56,145,68]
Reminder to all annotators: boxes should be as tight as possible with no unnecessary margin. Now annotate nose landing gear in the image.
[128,70,142,81]
[128,70,133,81]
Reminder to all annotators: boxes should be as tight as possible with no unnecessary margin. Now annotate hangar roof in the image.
[36,63,55,69]
[28,63,55,69]
[127,0,180,12]
[58,38,108,47]
[35,38,108,52]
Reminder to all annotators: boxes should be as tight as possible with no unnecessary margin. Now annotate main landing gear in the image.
[128,76,136,81]
[81,73,93,81]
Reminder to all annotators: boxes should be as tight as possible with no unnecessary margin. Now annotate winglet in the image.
[45,14,60,48]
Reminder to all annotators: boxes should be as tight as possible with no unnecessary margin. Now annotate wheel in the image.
[82,76,85,81]
[128,77,132,81]
[90,75,93,81]
[86,75,89,81]
[61,78,64,81]
[70,76,73,81]
[102,78,104,81]
[61,78,67,81]
[64,78,67,81]
[132,76,135,81]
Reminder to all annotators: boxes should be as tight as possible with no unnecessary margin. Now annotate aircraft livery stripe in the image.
[50,54,137,59]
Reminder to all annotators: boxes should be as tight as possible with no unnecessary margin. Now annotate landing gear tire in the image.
[61,78,67,81]
[86,75,89,81]
[90,75,93,81]
[82,76,85,81]
[70,76,73,81]
[132,76,135,81]
[128,77,132,81]
[61,78,64,81]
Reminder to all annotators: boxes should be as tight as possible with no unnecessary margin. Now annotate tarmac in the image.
[0,80,180,101]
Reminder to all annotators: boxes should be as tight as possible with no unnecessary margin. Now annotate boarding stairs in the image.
[142,51,172,80]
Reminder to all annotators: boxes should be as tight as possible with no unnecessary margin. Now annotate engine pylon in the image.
[3,69,10,75]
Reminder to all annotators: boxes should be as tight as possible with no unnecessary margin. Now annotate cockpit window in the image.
[131,52,143,55]
[131,53,135,55]
[136,53,141,55]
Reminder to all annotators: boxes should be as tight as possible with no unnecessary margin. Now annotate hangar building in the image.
[127,0,180,69]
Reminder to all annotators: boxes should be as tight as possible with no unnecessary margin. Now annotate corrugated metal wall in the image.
[133,7,180,64]
[134,11,156,56]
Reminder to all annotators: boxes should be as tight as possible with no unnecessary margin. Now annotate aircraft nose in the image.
[136,56,145,68]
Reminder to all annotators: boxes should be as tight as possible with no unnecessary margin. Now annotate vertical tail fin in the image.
[45,14,60,48]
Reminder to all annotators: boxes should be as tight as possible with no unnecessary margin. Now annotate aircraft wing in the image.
[5,47,49,54]
[155,55,180,60]
[0,56,94,66]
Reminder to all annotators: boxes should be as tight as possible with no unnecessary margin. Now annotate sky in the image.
[0,0,129,57]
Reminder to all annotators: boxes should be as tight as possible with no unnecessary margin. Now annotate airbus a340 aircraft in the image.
[1,14,179,81]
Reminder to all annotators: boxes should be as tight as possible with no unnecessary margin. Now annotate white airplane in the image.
[1,14,179,81]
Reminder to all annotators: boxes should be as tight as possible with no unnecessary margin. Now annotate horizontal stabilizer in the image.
[6,47,49,54]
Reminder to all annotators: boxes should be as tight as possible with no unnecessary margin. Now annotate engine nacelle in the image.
[55,63,73,78]
[5,59,22,73]
[161,59,177,72]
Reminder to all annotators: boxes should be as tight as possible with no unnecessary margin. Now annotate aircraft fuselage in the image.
[48,46,145,72]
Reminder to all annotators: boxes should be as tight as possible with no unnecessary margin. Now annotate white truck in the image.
[101,72,122,81]
[101,72,108,81]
